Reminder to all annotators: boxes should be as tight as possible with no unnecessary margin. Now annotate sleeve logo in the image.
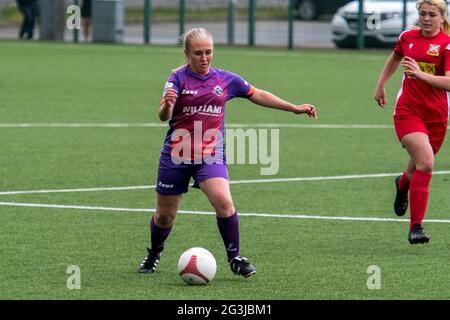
[163,81,174,96]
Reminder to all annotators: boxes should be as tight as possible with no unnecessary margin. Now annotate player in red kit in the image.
[375,0,450,244]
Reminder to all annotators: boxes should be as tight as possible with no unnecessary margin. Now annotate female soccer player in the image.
[374,0,450,244]
[138,28,317,277]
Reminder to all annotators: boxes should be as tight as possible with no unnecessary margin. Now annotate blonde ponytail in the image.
[442,17,450,35]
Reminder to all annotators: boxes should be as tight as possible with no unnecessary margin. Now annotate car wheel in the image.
[296,0,318,20]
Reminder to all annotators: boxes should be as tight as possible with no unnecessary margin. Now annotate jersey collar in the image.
[186,65,215,81]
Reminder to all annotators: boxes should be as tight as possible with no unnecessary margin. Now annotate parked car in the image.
[296,0,354,20]
[331,0,422,48]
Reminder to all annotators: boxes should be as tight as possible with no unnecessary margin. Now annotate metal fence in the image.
[0,0,415,49]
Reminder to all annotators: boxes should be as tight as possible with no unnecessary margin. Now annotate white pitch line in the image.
[0,123,166,128]
[0,185,156,196]
[0,42,387,61]
[0,123,395,129]
[0,201,155,213]
[231,172,399,184]
[226,124,394,129]
[5,123,450,130]
[2,171,450,196]
[1,201,450,224]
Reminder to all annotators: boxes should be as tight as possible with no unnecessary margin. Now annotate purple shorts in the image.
[155,154,229,195]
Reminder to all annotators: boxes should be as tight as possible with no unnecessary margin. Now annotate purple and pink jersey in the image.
[160,65,255,164]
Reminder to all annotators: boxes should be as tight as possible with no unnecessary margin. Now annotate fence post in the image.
[248,0,255,46]
[144,0,152,44]
[73,0,79,43]
[227,0,235,46]
[402,0,407,31]
[357,0,364,49]
[288,0,294,49]
[179,0,185,45]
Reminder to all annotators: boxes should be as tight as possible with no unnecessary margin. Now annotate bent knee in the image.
[214,200,235,217]
[154,211,176,227]
[416,160,434,173]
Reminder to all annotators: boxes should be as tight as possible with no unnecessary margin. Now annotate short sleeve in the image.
[393,31,407,57]
[226,72,255,100]
[444,43,450,73]
[162,72,181,97]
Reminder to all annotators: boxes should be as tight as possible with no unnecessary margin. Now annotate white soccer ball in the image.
[178,247,217,285]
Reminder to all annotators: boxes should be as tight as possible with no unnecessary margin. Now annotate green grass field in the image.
[1,40,450,300]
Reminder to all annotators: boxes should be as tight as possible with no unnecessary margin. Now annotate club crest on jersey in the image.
[213,85,223,96]
[427,44,440,56]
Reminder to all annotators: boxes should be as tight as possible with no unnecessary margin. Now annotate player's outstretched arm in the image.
[248,88,317,119]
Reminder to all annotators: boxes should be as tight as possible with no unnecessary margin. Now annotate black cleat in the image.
[230,256,256,278]
[408,224,430,245]
[138,247,161,273]
[394,175,409,216]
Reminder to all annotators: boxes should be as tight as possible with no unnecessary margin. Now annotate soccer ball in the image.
[178,247,217,285]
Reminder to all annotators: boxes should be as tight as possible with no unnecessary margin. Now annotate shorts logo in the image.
[213,85,223,96]
[158,181,174,189]
[427,44,440,56]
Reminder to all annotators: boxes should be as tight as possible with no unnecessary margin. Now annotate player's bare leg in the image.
[401,133,433,244]
[200,178,256,277]
[394,158,415,216]
[138,194,182,273]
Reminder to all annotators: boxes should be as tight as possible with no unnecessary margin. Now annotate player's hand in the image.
[163,88,178,108]
[292,104,317,119]
[374,86,387,108]
[402,56,421,79]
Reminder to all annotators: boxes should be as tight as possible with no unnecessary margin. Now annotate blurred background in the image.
[0,0,420,49]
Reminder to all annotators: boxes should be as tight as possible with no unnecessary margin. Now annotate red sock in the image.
[409,170,432,230]
[398,171,410,192]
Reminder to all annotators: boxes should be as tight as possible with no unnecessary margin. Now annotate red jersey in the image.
[393,29,450,122]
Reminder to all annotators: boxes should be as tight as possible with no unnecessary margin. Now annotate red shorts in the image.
[394,116,448,154]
